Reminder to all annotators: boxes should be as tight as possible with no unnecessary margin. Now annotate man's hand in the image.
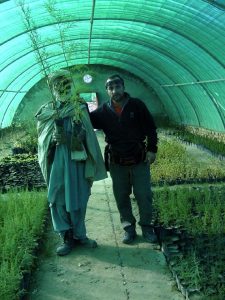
[144,151,156,164]
[52,132,66,144]
[52,111,58,120]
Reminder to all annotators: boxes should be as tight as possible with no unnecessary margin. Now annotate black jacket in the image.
[90,94,158,156]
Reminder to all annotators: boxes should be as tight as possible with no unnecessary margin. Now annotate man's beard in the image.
[58,93,72,103]
[111,94,123,102]
[54,88,73,103]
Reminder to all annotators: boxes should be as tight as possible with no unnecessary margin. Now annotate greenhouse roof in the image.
[0,0,225,130]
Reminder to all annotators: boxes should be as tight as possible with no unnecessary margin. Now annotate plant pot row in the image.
[154,224,225,299]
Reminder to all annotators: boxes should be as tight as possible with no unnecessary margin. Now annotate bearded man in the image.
[90,74,158,244]
[35,69,107,256]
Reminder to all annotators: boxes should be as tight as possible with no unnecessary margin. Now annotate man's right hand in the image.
[144,151,156,164]
[52,132,66,144]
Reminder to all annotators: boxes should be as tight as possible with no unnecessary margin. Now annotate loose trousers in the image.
[50,203,87,239]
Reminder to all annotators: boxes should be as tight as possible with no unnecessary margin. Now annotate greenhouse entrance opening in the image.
[80,92,98,112]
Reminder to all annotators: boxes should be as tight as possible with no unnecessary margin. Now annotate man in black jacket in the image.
[90,74,158,244]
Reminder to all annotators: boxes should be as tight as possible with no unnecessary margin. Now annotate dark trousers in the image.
[109,161,153,227]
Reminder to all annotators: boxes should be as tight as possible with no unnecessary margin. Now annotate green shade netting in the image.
[0,0,225,130]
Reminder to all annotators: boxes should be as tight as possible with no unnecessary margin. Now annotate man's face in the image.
[106,79,125,102]
[53,77,73,103]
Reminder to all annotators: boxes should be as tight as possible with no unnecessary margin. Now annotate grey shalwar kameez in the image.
[36,100,107,239]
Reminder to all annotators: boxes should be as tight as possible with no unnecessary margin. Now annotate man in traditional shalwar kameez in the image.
[35,69,107,256]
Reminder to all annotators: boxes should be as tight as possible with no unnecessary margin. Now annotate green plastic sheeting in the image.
[0,0,225,130]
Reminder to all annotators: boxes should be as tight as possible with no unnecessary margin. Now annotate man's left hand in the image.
[144,151,156,164]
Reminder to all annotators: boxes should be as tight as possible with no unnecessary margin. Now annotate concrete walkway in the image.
[30,133,183,300]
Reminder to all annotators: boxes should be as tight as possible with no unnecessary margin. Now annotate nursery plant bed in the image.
[0,154,46,192]
[153,184,225,300]
[0,190,48,300]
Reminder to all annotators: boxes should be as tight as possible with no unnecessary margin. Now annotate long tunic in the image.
[35,101,107,212]
[47,117,90,212]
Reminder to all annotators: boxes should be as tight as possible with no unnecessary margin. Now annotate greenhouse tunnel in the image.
[1,0,225,131]
[2,1,225,299]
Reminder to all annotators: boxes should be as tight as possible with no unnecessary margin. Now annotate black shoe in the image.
[142,229,157,244]
[122,227,137,244]
[122,231,137,244]
[56,230,74,256]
